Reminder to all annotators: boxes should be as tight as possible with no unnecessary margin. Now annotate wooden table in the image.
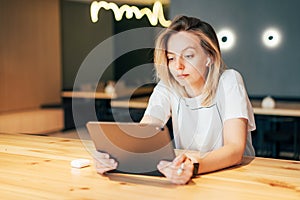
[251,100,300,117]
[61,91,116,99]
[61,86,154,100]
[63,91,300,117]
[61,87,154,129]
[1,133,300,199]
[111,96,149,109]
[111,98,300,117]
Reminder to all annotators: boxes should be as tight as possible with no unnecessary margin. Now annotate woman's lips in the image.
[177,74,189,78]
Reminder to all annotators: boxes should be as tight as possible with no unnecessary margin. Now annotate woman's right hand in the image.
[93,151,118,174]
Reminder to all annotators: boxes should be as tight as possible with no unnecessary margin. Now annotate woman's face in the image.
[166,31,210,96]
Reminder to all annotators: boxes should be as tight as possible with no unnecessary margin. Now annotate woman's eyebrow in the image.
[167,46,197,54]
[182,46,197,52]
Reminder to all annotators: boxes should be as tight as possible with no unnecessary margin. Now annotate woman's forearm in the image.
[195,143,244,174]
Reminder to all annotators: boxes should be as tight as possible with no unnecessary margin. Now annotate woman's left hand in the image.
[157,154,194,185]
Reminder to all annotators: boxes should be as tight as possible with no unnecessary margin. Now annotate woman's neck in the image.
[185,83,204,98]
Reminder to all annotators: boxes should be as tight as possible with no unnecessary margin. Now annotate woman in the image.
[94,15,255,185]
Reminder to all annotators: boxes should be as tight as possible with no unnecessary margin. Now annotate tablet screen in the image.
[87,121,175,176]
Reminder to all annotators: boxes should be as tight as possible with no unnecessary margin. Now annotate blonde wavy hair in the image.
[154,15,227,106]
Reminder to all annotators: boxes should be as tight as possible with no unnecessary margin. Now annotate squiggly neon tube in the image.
[90,1,171,27]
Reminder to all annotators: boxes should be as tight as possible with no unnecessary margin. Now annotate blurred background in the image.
[1,0,299,160]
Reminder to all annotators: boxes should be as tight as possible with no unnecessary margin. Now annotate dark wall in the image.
[113,12,156,86]
[61,1,168,90]
[61,0,114,90]
[112,4,169,87]
[170,0,300,100]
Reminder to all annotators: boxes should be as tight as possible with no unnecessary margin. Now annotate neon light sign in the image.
[90,1,171,27]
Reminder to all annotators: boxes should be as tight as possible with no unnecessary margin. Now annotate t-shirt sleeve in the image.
[143,81,171,124]
[219,70,256,132]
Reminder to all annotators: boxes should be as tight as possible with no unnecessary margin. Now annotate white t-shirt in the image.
[144,69,255,156]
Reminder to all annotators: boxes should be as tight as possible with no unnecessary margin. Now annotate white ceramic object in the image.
[261,96,276,109]
[70,159,91,168]
[104,81,116,95]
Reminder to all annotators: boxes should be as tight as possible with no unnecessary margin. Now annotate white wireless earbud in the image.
[206,58,211,66]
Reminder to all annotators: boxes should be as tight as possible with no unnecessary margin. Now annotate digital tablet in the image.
[86,121,175,176]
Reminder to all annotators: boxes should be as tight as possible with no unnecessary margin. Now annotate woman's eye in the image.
[167,56,174,61]
[184,54,193,59]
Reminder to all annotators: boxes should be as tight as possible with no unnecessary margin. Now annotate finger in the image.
[96,166,117,174]
[94,152,110,159]
[173,154,188,166]
[96,167,115,174]
[179,161,193,181]
[94,157,117,167]
[94,152,115,163]
[157,160,174,177]
[94,159,118,174]
[158,160,185,181]
[93,151,118,174]
[168,159,194,184]
[176,158,193,177]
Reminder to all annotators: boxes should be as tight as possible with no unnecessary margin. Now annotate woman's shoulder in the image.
[153,81,172,94]
[155,81,173,92]
[220,69,244,85]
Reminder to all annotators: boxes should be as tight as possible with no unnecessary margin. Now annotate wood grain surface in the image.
[1,133,299,199]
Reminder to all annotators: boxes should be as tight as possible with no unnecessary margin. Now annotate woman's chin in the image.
[175,78,187,86]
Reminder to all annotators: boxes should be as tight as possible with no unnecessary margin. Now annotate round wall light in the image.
[262,28,282,48]
[217,29,236,51]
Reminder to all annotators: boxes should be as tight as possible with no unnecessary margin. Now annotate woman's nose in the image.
[176,57,185,70]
